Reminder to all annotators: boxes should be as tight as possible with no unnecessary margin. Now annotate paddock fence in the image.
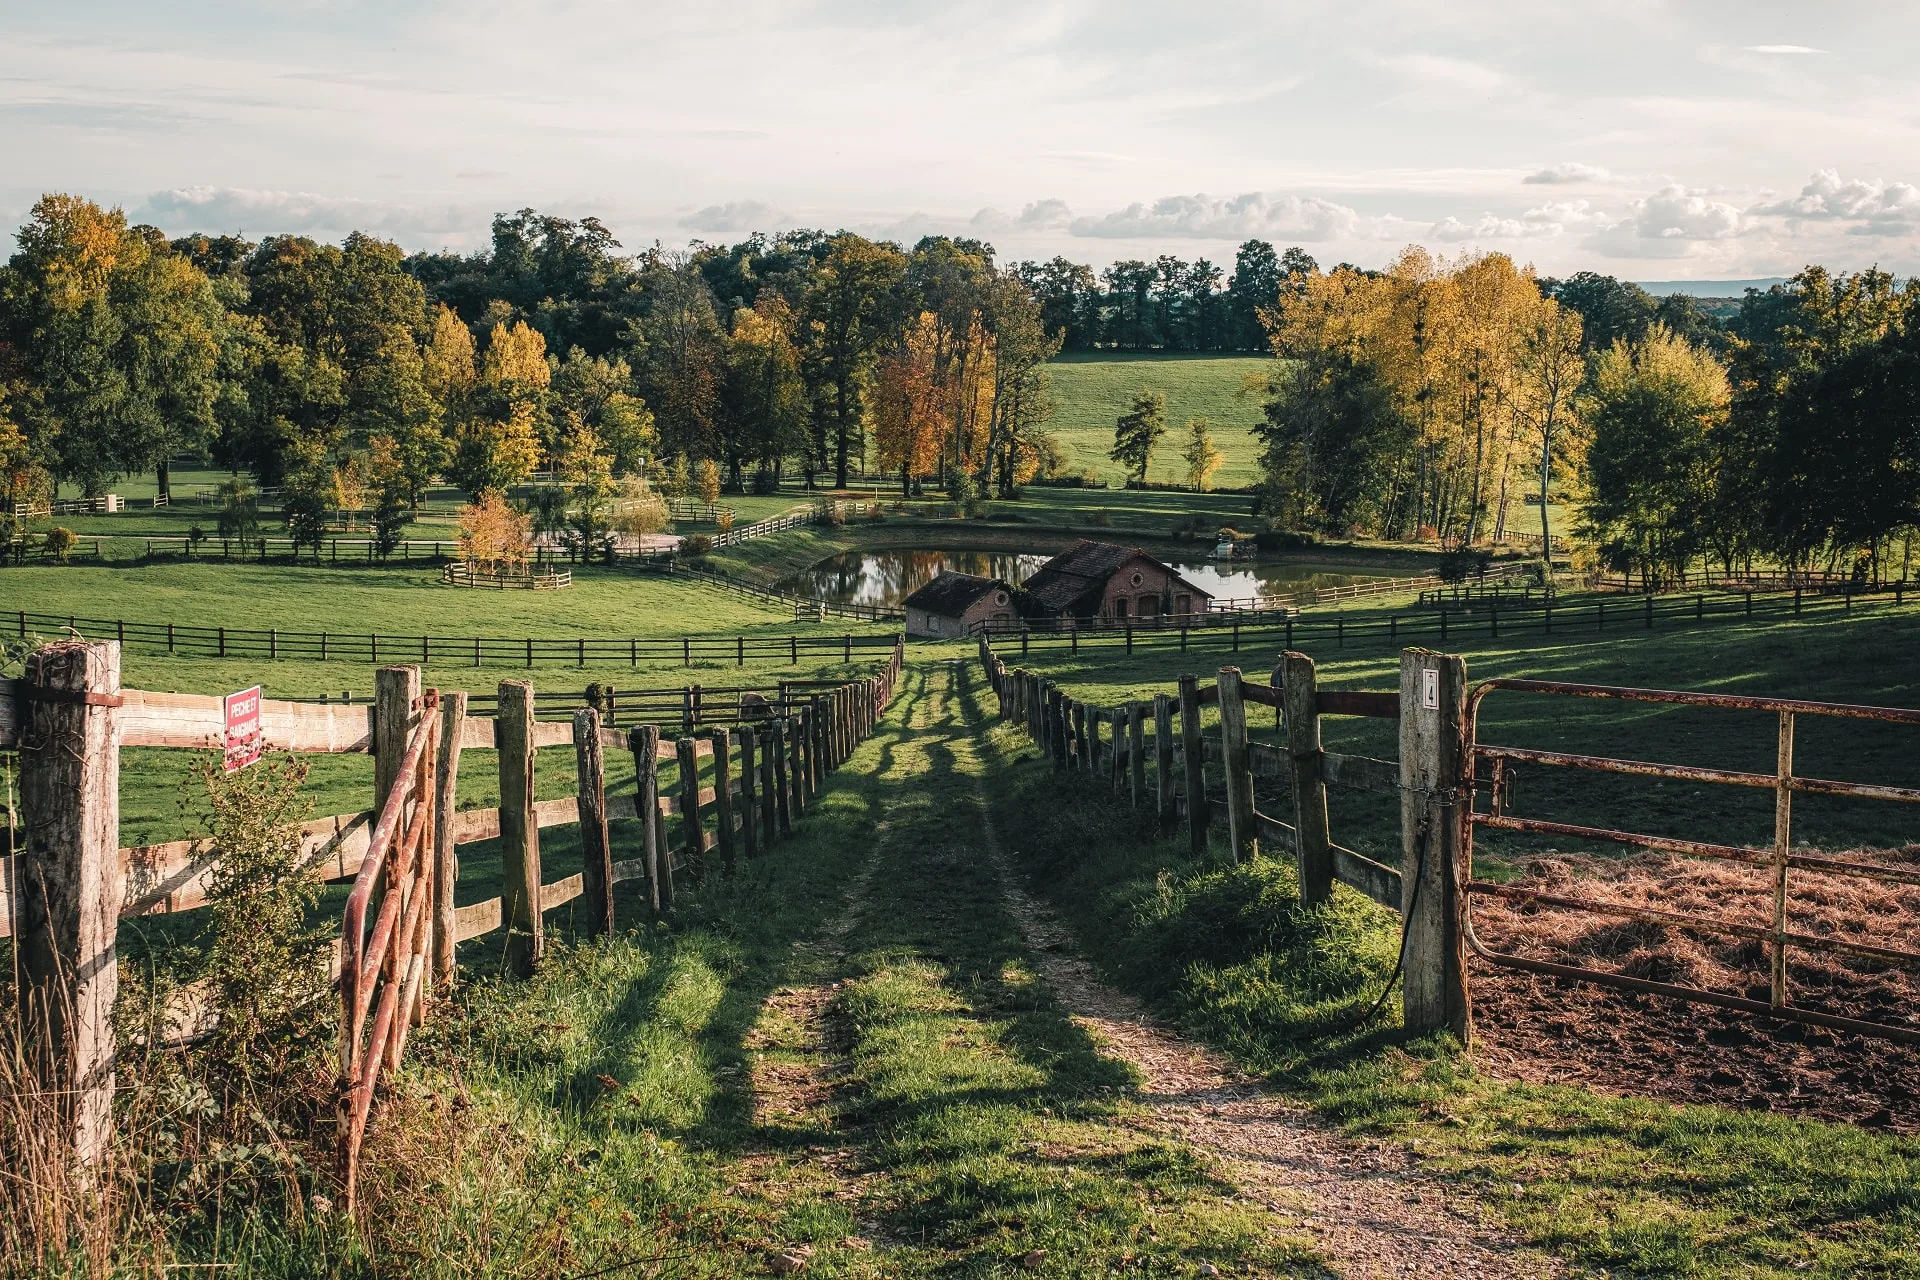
[1,635,905,1210]
[969,582,1911,656]
[9,609,899,669]
[978,633,1920,1054]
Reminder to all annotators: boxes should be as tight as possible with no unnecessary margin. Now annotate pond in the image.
[779,547,1390,608]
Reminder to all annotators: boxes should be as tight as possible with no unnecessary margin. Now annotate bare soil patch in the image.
[1472,848,1920,1132]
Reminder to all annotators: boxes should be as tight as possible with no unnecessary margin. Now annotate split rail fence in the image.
[1,635,904,1209]
[11,609,897,668]
[979,634,1919,1055]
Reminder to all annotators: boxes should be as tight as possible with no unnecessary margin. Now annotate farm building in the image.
[1020,540,1213,624]
[903,571,1020,638]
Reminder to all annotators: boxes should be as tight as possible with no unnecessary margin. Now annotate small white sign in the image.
[1421,668,1439,710]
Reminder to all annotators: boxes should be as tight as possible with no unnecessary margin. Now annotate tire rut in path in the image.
[971,783,1567,1280]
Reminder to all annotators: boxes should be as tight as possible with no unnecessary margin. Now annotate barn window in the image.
[1130,570,1144,587]
[1114,598,1130,619]
[995,591,1008,605]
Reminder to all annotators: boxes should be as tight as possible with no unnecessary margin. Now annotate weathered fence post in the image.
[1217,667,1256,863]
[17,639,123,1168]
[631,725,669,912]
[573,708,614,937]
[1280,652,1334,905]
[1154,693,1175,830]
[1179,674,1207,856]
[432,690,468,986]
[1050,689,1069,769]
[773,718,794,832]
[374,665,421,814]
[1128,702,1147,808]
[1089,707,1105,778]
[1072,701,1088,770]
[676,737,708,865]
[1398,648,1472,1043]
[709,727,737,873]
[740,724,759,859]
[762,724,782,842]
[1109,707,1124,790]
[497,679,542,978]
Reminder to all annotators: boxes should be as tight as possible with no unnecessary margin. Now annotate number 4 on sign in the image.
[225,685,264,773]
[1422,668,1440,711]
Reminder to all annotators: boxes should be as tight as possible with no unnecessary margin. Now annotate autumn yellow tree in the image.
[873,311,945,492]
[456,488,531,572]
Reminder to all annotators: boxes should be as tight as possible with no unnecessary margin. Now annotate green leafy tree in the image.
[1580,325,1729,586]
[801,234,907,486]
[1254,352,1414,533]
[1182,417,1223,491]
[1109,388,1167,484]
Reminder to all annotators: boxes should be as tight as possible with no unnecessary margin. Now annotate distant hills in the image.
[1633,278,1788,299]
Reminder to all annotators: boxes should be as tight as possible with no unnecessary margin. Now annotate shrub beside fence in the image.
[1,635,905,1209]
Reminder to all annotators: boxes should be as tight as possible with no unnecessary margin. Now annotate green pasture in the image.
[1045,351,1274,488]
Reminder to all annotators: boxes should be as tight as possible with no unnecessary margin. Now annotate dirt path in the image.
[973,792,1568,1280]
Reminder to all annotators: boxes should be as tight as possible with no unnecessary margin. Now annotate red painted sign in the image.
[224,685,263,773]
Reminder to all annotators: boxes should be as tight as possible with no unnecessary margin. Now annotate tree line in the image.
[0,196,1099,544]
[1254,251,1920,585]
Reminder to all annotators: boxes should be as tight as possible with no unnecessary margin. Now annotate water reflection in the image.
[781,547,1387,607]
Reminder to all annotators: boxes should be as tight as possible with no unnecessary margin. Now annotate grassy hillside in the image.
[1044,352,1273,489]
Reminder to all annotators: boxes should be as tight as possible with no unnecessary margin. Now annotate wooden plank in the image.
[1179,675,1207,857]
[453,897,502,943]
[1218,668,1257,863]
[1246,741,1288,779]
[610,856,648,884]
[540,872,585,912]
[1240,682,1283,710]
[1254,809,1297,852]
[0,675,18,747]
[1282,651,1333,906]
[1317,690,1399,719]
[119,689,373,752]
[459,715,496,750]
[432,692,468,987]
[1320,751,1401,796]
[497,679,541,978]
[1400,650,1471,1041]
[574,709,613,937]
[1332,843,1403,911]
[531,721,573,749]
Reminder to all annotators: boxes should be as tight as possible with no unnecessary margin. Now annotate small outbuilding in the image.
[903,571,1019,639]
[1020,539,1213,624]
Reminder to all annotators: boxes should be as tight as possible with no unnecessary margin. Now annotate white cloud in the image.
[135,185,474,239]
[1067,192,1368,242]
[1745,44,1824,55]
[1587,185,1746,258]
[1750,169,1920,236]
[677,200,788,233]
[1430,199,1602,242]
[1524,162,1610,185]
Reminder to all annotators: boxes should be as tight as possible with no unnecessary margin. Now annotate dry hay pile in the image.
[1469,845,1919,1132]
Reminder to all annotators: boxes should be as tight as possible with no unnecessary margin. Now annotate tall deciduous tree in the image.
[803,234,906,487]
[1109,388,1167,484]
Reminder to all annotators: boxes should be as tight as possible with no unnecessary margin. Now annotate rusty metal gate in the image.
[1463,678,1920,1045]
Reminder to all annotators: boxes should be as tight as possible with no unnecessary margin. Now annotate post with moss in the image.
[709,727,737,874]
[17,639,123,1168]
[1280,652,1334,905]
[676,737,708,865]
[1217,667,1257,863]
[1398,648,1472,1043]
[1128,702,1147,808]
[1179,674,1207,855]
[1153,693,1175,830]
[496,679,542,978]
[432,690,468,985]
[772,718,793,835]
[629,725,666,912]
[740,724,760,859]
[573,707,614,936]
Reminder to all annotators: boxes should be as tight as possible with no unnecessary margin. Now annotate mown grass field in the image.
[1045,351,1274,488]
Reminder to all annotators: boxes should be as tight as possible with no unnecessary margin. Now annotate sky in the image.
[4,0,1918,281]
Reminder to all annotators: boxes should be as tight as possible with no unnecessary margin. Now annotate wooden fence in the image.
[980,634,1479,1048]
[0,635,905,1203]
[967,582,1907,658]
[441,563,572,590]
[10,609,899,668]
